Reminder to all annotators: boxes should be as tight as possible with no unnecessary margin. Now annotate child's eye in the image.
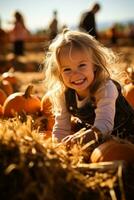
[79,63,86,68]
[63,68,71,73]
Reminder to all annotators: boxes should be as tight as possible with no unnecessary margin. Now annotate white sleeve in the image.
[52,102,71,142]
[94,80,118,134]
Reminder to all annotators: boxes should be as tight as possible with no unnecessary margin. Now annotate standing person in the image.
[109,24,118,45]
[10,11,30,56]
[129,23,134,42]
[0,17,7,56]
[44,29,134,145]
[79,3,100,39]
[49,10,58,41]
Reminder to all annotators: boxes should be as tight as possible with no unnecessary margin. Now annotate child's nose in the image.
[71,69,80,75]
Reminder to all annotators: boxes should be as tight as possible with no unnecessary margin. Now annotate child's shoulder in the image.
[95,79,118,99]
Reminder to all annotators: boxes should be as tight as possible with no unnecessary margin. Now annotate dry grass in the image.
[0,116,128,200]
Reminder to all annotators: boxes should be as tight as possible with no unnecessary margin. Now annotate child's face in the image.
[59,47,95,99]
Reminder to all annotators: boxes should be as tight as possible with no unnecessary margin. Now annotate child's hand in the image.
[62,128,86,145]
[62,127,103,149]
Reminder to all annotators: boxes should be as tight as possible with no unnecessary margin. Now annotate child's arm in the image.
[52,108,71,142]
[94,80,118,135]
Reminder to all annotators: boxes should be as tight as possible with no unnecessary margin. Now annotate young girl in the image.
[44,29,134,144]
[10,11,29,56]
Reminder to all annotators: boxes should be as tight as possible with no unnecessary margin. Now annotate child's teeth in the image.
[74,79,84,84]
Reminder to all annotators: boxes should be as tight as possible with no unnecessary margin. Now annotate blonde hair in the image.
[44,29,116,113]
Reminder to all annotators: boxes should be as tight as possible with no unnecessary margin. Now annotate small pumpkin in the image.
[90,139,134,163]
[41,95,55,132]
[0,105,3,117]
[2,68,18,85]
[0,80,13,96]
[3,84,41,117]
[0,88,7,105]
[124,82,134,108]
[123,66,134,108]
[44,131,52,139]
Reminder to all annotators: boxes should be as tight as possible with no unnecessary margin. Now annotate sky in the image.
[0,0,134,32]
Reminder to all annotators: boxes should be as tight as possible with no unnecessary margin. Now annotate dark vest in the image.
[65,80,134,138]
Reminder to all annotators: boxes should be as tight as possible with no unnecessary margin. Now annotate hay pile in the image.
[0,116,133,200]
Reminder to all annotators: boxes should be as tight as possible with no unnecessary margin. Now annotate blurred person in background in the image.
[129,23,134,43]
[49,10,58,41]
[79,2,100,39]
[109,24,118,45]
[0,17,8,56]
[10,11,30,56]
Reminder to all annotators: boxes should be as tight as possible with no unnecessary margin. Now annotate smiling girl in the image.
[44,29,134,144]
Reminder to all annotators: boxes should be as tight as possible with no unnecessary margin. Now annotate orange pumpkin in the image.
[0,88,7,105]
[0,105,3,117]
[44,131,52,139]
[41,96,55,132]
[90,139,134,163]
[2,68,18,85]
[3,84,41,117]
[0,80,13,96]
[124,83,134,108]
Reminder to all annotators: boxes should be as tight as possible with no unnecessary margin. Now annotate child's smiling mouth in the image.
[71,78,86,85]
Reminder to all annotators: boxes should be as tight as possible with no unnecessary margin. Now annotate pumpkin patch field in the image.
[0,46,134,200]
